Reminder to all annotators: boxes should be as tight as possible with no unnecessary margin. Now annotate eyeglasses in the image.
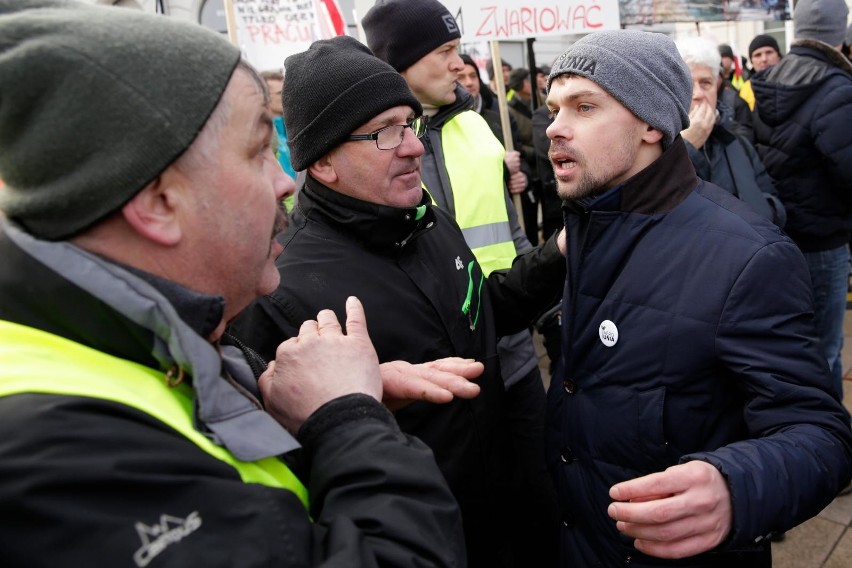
[346,117,427,150]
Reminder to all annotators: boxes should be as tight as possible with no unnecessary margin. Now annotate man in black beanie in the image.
[363,1,561,565]
[0,2,475,565]
[737,34,782,114]
[748,34,782,73]
[231,34,568,568]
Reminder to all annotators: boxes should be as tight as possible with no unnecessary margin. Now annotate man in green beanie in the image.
[0,1,473,565]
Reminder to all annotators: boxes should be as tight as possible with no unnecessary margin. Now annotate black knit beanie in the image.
[748,34,781,59]
[0,0,240,241]
[362,0,461,72]
[283,35,422,171]
[507,68,530,91]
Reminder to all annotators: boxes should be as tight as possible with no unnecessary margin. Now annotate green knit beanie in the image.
[0,0,241,240]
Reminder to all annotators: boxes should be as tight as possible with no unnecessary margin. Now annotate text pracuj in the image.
[234,0,316,45]
[244,22,313,44]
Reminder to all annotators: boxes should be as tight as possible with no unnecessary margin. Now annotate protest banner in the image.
[441,0,621,41]
[224,0,345,72]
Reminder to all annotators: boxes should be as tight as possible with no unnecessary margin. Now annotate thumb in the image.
[345,296,369,338]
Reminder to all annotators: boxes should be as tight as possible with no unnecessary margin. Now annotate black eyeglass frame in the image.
[346,116,427,150]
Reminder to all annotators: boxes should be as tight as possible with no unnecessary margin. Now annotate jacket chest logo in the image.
[455,256,464,270]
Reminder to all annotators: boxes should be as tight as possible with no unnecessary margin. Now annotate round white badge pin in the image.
[599,320,618,347]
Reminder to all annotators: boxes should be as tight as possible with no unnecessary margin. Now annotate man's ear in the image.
[120,168,185,246]
[642,126,664,145]
[308,153,339,186]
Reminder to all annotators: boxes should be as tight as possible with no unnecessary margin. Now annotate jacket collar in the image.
[565,138,698,216]
[294,175,438,252]
[791,39,852,74]
[427,84,475,129]
[0,219,300,461]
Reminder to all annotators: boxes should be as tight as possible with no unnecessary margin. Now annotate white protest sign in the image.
[227,0,346,72]
[380,0,621,42]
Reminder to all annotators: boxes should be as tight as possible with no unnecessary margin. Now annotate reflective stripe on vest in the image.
[441,110,517,276]
[0,319,308,509]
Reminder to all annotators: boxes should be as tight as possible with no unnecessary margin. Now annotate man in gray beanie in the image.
[232,34,568,568]
[752,0,852,407]
[362,2,562,566]
[544,28,852,567]
[0,2,476,565]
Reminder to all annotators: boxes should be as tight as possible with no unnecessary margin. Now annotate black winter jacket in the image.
[751,39,852,251]
[233,178,565,566]
[547,139,852,567]
[0,220,466,568]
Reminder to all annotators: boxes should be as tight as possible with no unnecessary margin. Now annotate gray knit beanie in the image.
[362,0,461,72]
[794,0,849,46]
[283,35,422,171]
[547,30,691,148]
[0,0,240,240]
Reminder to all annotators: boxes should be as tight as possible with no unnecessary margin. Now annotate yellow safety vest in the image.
[731,74,744,91]
[441,110,518,276]
[0,319,308,508]
[739,80,756,111]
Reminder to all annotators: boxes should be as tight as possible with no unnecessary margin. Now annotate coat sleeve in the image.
[486,232,566,336]
[683,239,852,547]
[751,147,785,227]
[300,394,467,567]
[0,392,466,568]
[813,77,852,188]
[738,134,787,227]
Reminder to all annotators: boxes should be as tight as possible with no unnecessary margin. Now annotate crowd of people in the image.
[1,0,852,567]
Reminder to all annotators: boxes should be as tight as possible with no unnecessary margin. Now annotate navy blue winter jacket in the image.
[546,139,852,567]
[751,40,852,251]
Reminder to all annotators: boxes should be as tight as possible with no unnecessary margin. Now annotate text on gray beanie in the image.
[794,0,849,46]
[362,0,461,72]
[0,0,241,240]
[283,35,423,171]
[547,29,692,148]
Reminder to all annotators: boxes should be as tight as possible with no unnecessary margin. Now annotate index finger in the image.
[344,296,368,339]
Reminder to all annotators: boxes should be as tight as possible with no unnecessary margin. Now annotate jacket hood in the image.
[752,40,852,126]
